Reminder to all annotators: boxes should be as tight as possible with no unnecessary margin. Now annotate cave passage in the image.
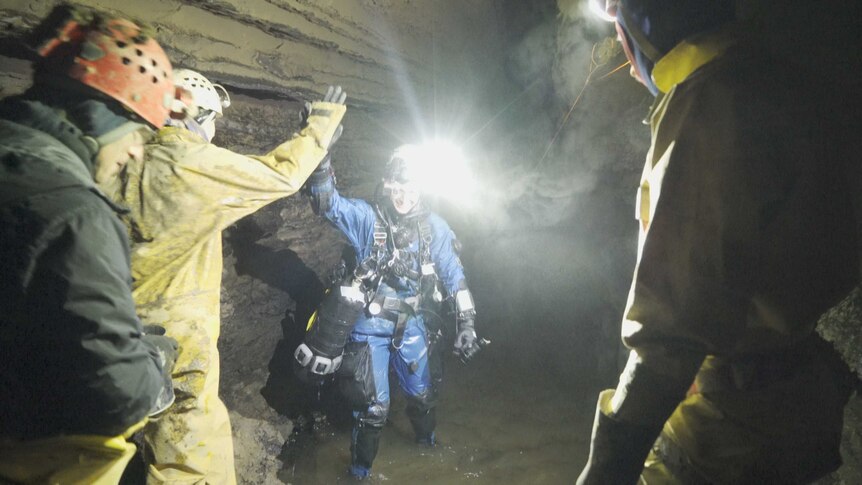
[279,353,597,484]
[1,1,860,484]
[227,222,623,483]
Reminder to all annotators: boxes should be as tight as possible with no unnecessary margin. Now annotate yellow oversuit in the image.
[103,101,346,484]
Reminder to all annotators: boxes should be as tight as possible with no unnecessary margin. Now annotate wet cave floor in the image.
[276,351,600,484]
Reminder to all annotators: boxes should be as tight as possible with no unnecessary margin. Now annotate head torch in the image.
[589,0,620,22]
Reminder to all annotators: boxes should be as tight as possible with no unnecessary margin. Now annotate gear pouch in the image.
[337,341,376,409]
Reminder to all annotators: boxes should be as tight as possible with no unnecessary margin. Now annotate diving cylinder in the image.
[294,276,366,380]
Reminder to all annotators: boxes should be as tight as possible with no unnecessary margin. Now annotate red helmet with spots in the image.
[34,9,177,128]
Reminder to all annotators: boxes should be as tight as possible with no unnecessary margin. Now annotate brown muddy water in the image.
[279,351,600,484]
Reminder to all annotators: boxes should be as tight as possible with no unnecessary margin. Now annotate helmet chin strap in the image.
[180,116,214,142]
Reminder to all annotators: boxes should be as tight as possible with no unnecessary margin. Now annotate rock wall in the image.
[0,1,513,482]
[1,0,502,107]
[818,290,862,485]
[1,0,859,483]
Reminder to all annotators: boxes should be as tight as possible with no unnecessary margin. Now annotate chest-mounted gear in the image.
[366,213,436,285]
[392,224,417,249]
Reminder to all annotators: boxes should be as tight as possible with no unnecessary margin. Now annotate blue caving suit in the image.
[309,174,467,478]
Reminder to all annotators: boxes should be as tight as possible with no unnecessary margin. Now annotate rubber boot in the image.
[350,423,383,479]
[406,405,436,446]
[427,336,445,387]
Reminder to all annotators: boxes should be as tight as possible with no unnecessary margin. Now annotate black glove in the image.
[576,390,660,485]
[142,325,179,376]
[453,318,477,352]
[307,153,333,185]
[454,318,488,363]
[142,325,179,416]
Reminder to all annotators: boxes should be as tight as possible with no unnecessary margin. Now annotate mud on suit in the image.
[0,98,166,484]
[578,25,860,485]
[308,174,467,478]
[99,101,345,484]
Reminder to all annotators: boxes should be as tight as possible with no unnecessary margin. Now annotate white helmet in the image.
[173,68,230,115]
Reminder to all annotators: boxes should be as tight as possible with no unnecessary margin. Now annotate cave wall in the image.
[1,0,499,107]
[1,0,860,483]
[0,1,514,482]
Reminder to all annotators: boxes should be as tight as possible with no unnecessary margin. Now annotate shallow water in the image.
[279,351,600,484]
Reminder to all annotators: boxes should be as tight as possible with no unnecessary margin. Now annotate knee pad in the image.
[405,387,437,414]
[358,401,390,428]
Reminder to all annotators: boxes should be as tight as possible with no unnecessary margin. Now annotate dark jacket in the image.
[0,98,163,439]
[579,26,859,485]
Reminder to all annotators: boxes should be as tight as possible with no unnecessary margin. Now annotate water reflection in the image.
[280,353,599,484]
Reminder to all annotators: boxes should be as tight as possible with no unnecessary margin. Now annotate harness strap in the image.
[362,214,438,350]
[392,311,410,350]
[418,219,433,266]
[388,297,418,349]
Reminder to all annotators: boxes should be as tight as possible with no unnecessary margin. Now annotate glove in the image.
[454,318,477,352]
[455,318,489,363]
[307,153,333,186]
[316,86,344,148]
[300,85,347,120]
[142,325,179,416]
[300,85,347,149]
[142,325,179,373]
[576,390,660,485]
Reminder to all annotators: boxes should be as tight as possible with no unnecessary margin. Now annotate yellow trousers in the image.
[138,292,236,485]
[639,343,852,484]
[0,421,145,485]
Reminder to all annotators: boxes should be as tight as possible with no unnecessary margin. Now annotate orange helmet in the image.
[34,10,176,127]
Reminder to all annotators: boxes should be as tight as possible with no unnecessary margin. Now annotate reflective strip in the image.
[311,355,336,375]
[340,285,365,302]
[294,343,313,367]
[455,289,475,313]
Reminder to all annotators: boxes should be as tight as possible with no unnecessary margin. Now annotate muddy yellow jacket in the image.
[101,100,344,483]
[108,113,343,394]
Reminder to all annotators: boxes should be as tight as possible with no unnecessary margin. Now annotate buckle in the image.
[382,296,402,311]
[311,355,335,375]
[403,296,419,311]
[294,343,313,367]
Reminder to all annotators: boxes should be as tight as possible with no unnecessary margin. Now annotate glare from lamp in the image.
[588,0,617,22]
[403,140,477,207]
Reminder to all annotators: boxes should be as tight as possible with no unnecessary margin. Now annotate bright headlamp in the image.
[589,0,619,22]
[386,140,474,203]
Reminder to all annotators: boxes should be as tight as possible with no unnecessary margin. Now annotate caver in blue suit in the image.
[306,148,479,479]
